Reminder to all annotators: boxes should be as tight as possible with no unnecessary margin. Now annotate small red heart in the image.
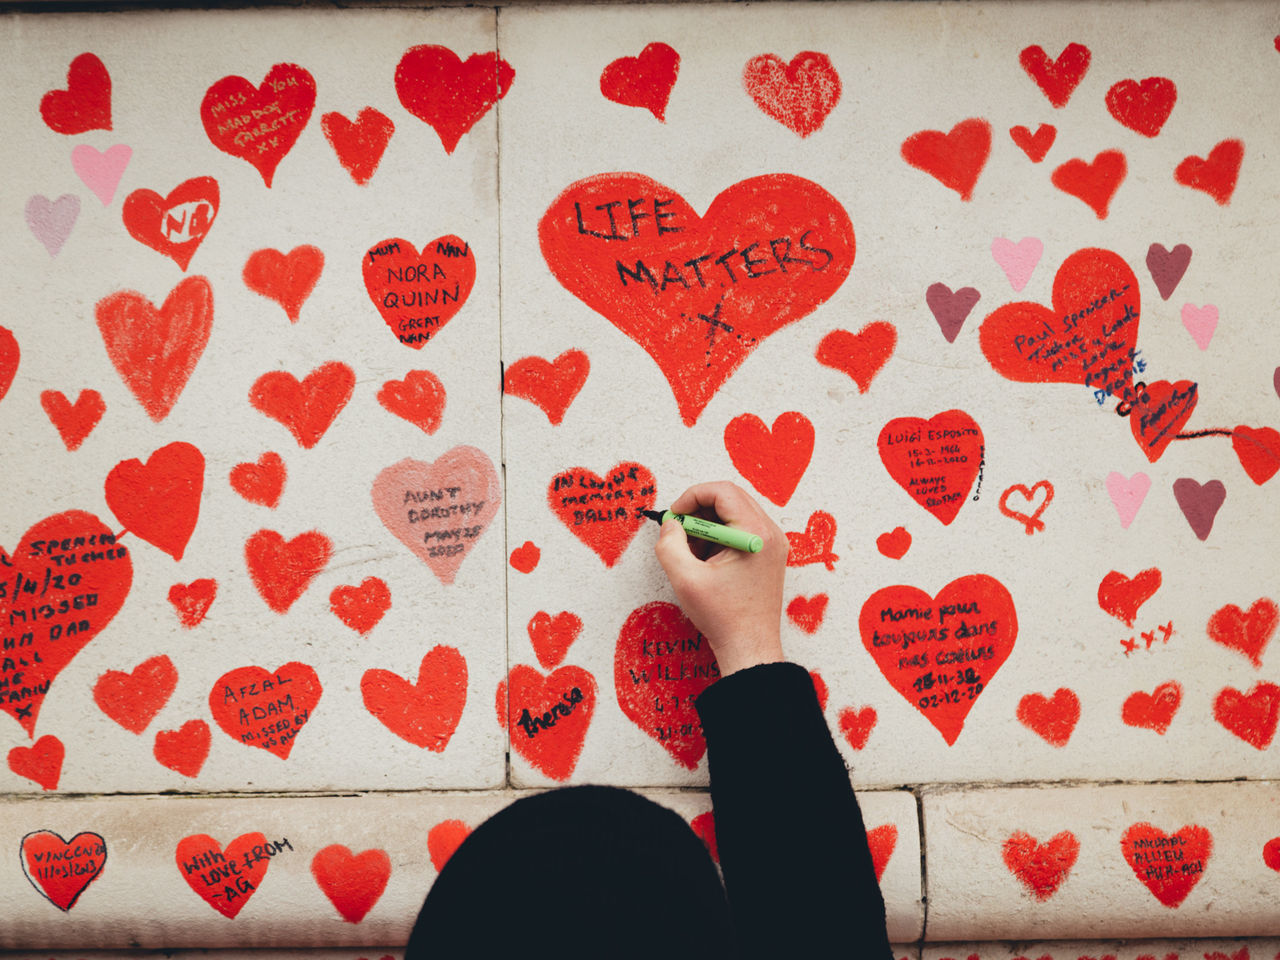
[209,662,322,759]
[1207,598,1277,667]
[504,349,589,426]
[547,462,655,567]
[600,42,680,121]
[93,654,177,734]
[40,389,105,450]
[499,664,597,781]
[40,52,112,134]
[1016,688,1080,747]
[838,706,877,750]
[0,325,18,403]
[243,246,324,323]
[1129,380,1198,462]
[527,611,583,670]
[1264,836,1280,872]
[998,480,1054,534]
[724,411,814,507]
[378,370,446,435]
[121,177,219,271]
[1106,77,1177,137]
[1122,681,1182,734]
[1009,123,1057,163]
[1121,822,1211,907]
[201,64,315,187]
[742,51,842,137]
[176,832,272,918]
[311,844,391,924]
[244,529,332,613]
[1098,567,1162,626]
[878,410,983,525]
[230,452,286,508]
[362,236,476,349]
[20,830,107,910]
[428,820,471,873]
[867,824,897,882]
[1051,150,1127,219]
[362,646,467,751]
[250,361,355,449]
[1175,139,1244,206]
[786,594,828,634]
[104,441,204,560]
[1231,425,1280,485]
[1213,682,1280,749]
[809,671,829,711]
[875,526,911,560]
[153,719,210,778]
[330,577,391,635]
[815,322,896,393]
[168,578,217,629]
[1018,43,1091,108]
[689,811,718,863]
[1003,830,1079,901]
[321,107,394,185]
[8,735,64,791]
[901,117,992,201]
[509,540,541,573]
[785,510,839,569]
[395,45,514,154]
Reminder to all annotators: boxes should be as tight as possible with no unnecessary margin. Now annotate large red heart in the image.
[371,447,501,584]
[229,452,286,508]
[815,322,896,393]
[614,601,720,769]
[154,719,210,778]
[1213,682,1280,749]
[362,236,476,348]
[1,511,132,735]
[1051,150,1127,219]
[104,441,204,560]
[724,411,814,507]
[361,645,467,751]
[168,578,217,629]
[1106,77,1177,137]
[600,42,680,122]
[539,173,855,426]
[209,662,322,759]
[859,574,1017,745]
[1232,425,1280,485]
[504,349,590,426]
[1207,598,1277,667]
[8,735,64,790]
[1016,688,1079,747]
[249,361,354,449]
[547,462,655,567]
[877,410,983,525]
[40,389,105,451]
[1122,681,1182,734]
[330,577,391,635]
[21,830,107,911]
[1175,139,1244,206]
[176,832,271,918]
[200,64,315,187]
[377,370,446,435]
[1018,43,1091,108]
[243,245,324,323]
[979,247,1140,398]
[1121,822,1211,908]
[499,664,597,781]
[527,611,582,670]
[1003,830,1079,901]
[394,45,514,154]
[1129,380,1198,462]
[901,118,992,201]
[122,177,219,271]
[742,51,842,137]
[40,53,111,134]
[321,107,394,185]
[93,654,177,734]
[311,844,390,924]
[244,529,331,613]
[0,325,18,403]
[1097,567,1162,626]
[95,276,213,422]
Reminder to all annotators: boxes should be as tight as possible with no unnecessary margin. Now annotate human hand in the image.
[653,481,787,676]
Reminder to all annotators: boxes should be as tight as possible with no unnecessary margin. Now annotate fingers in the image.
[653,514,699,582]
[668,480,766,527]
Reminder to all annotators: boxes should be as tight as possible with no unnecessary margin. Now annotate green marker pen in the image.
[641,509,763,553]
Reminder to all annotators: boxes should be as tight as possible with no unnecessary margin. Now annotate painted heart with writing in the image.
[330,577,391,635]
[40,389,105,451]
[176,832,270,918]
[600,42,680,121]
[93,654,176,734]
[615,601,720,769]
[0,326,18,403]
[169,579,216,628]
[1175,139,1243,206]
[504,349,589,425]
[528,611,582,670]
[244,529,331,613]
[540,173,854,426]
[40,53,111,134]
[1121,822,1211,908]
[859,574,1017,745]
[209,662,322,759]
[742,51,841,137]
[322,107,394,185]
[547,462,654,567]
[372,447,501,584]
[229,452,286,508]
[1129,380,1199,462]
[786,594,828,634]
[785,510,838,569]
[428,820,471,872]
[1097,567,1162,626]
[122,177,219,271]
[1122,681,1182,734]
[243,245,324,323]
[1052,150,1127,219]
[1232,425,1280,485]
[1009,123,1056,163]
[21,830,107,911]
[312,845,390,924]
[499,664,597,781]
[1018,43,1091,108]
[878,410,983,525]
[1208,598,1277,667]
[104,441,204,560]
[363,236,476,349]
[1106,77,1176,137]
[395,45,514,154]
[1017,688,1079,747]
[1003,830,1079,901]
[1213,682,1280,749]
[926,283,981,343]
[815,322,895,392]
[378,370,446,435]
[72,144,131,206]
[361,645,467,751]
[724,411,814,507]
[249,361,354,449]
[1,511,132,735]
[901,118,991,201]
[8,735,63,790]
[154,719,210,778]
[201,64,315,187]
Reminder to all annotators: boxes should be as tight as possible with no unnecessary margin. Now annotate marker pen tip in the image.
[640,509,666,523]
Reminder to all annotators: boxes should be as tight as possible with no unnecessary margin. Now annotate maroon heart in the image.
[926,283,980,343]
[1145,243,1191,301]
[1172,478,1225,540]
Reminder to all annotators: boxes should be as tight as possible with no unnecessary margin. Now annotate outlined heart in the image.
[209,662,322,758]
[330,577,391,635]
[1106,77,1176,137]
[547,462,655,567]
[785,510,839,569]
[499,664,597,781]
[363,236,476,348]
[321,107,394,185]
[96,276,213,421]
[93,654,177,734]
[41,389,105,450]
[504,349,589,425]
[1129,380,1198,462]
[815,322,895,392]
[1,511,132,735]
[1052,150,1127,218]
[372,447,501,584]
[1172,478,1225,540]
[901,118,991,201]
[169,578,217,628]
[378,369,446,435]
[867,824,897,882]
[786,594,828,634]
[615,601,719,769]
[926,283,981,343]
[1017,688,1080,747]
[1018,43,1090,108]
[244,529,332,613]
[249,361,354,448]
[1146,243,1192,300]
[1121,822,1211,908]
[312,845,391,924]
[428,819,471,873]
[176,832,271,918]
[878,410,983,525]
[1213,682,1280,749]
[21,830,107,911]
[1097,568,1162,626]
[230,451,286,508]
[243,246,324,323]
[395,45,514,153]
[121,177,219,270]
[839,705,877,750]
[509,541,540,574]
[876,526,911,560]
[1175,139,1243,206]
[600,42,680,121]
[0,326,18,402]
[540,173,854,426]
[8,736,64,790]
[991,237,1043,292]
[1122,681,1182,734]
[999,480,1054,534]
[860,574,1017,745]
[104,440,204,560]
[528,611,583,670]
[361,645,467,751]
[1207,598,1276,667]
[201,63,315,187]
[40,52,111,134]
[1232,426,1280,485]
[26,194,80,257]
[1009,123,1056,163]
[1003,830,1079,901]
[724,410,814,506]
[1106,471,1151,528]
[154,719,210,778]
[742,51,841,137]
[72,144,131,205]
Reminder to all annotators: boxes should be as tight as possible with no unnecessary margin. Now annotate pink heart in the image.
[1105,471,1150,528]
[71,144,132,206]
[926,282,981,343]
[991,236,1043,292]
[25,194,80,257]
[371,446,500,584]
[1181,303,1218,350]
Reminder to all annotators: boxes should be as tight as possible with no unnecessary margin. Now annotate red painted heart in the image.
[1018,43,1091,108]
[176,832,271,918]
[8,735,64,790]
[243,245,324,323]
[104,441,204,560]
[901,118,992,201]
[724,411,814,507]
[40,389,105,451]
[395,45,514,154]
[785,510,839,569]
[1175,139,1243,206]
[201,64,315,187]
[229,452,286,508]
[867,824,897,882]
[154,719,210,778]
[509,540,540,574]
[1097,568,1162,626]
[209,662,322,759]
[1122,681,1182,734]
[1129,380,1198,462]
[878,410,983,525]
[330,577,391,635]
[504,349,589,425]
[839,706,877,750]
[363,236,475,348]
[21,830,107,911]
[1051,150,1127,219]
[600,42,680,122]
[311,844,390,924]
[122,177,219,271]
[1016,688,1079,747]
[93,654,177,734]
[547,462,655,567]
[742,51,842,137]
[249,361,354,449]
[1009,123,1057,163]
[321,107,394,185]
[1121,822,1211,908]
[0,326,18,403]
[40,53,111,134]
[786,594,828,634]
[1207,598,1277,667]
[1106,77,1177,137]
[499,664,597,781]
[428,819,471,872]
[244,529,332,613]
[1232,425,1280,485]
[169,579,216,629]
[815,322,895,392]
[875,526,911,560]
[527,611,583,670]
[361,645,467,751]
[1213,682,1280,749]
[1003,830,1078,901]
[378,370,446,435]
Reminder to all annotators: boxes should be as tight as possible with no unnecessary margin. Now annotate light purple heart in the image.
[25,193,81,257]
[926,282,981,343]
[1172,477,1225,541]
[1146,243,1192,301]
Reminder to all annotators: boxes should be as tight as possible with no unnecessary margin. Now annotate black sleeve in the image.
[696,661,893,960]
